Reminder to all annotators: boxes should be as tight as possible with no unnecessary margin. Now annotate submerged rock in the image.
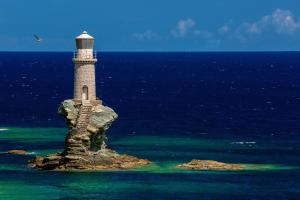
[29,99,150,171]
[8,150,28,155]
[176,160,244,171]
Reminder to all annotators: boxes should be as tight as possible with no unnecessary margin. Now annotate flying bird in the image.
[33,34,42,43]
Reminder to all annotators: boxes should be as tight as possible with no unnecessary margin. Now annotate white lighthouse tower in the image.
[73,31,100,105]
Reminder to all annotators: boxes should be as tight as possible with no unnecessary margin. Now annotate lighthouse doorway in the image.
[82,86,89,100]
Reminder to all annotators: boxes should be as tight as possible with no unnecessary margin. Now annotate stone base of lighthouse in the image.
[28,99,150,171]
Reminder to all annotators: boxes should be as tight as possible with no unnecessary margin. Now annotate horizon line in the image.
[1,50,300,53]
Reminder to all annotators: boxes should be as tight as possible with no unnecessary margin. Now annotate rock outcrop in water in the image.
[28,100,150,171]
[8,150,28,155]
[176,160,244,171]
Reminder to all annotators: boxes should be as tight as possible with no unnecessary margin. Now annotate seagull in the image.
[33,34,42,43]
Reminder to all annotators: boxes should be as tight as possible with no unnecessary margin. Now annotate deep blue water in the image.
[1,52,300,138]
[0,52,300,199]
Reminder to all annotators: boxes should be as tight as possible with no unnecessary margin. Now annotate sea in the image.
[0,52,299,199]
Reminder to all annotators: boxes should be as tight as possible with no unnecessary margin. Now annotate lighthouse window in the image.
[83,39,88,49]
[76,39,93,49]
[88,40,93,48]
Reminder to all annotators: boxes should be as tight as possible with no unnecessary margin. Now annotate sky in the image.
[1,0,300,51]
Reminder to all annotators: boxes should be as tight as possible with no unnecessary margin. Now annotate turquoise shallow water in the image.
[0,127,299,200]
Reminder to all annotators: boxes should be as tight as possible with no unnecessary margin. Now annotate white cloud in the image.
[239,22,261,35]
[170,19,220,47]
[131,9,300,47]
[218,24,230,34]
[131,30,159,40]
[171,18,196,38]
[240,9,300,35]
[270,9,300,34]
[227,9,300,43]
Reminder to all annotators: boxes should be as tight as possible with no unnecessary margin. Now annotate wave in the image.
[0,128,9,131]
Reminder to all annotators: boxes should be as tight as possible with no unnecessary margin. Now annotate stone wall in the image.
[73,62,96,101]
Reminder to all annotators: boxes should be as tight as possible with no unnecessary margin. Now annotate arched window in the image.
[82,86,89,100]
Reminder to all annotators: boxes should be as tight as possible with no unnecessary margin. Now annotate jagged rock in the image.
[59,100,118,154]
[89,105,118,132]
[8,150,28,155]
[176,160,244,171]
[58,100,79,128]
[29,99,150,171]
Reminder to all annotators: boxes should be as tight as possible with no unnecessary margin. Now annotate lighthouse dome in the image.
[76,31,94,49]
[76,31,94,39]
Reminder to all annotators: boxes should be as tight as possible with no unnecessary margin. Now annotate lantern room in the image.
[76,31,94,49]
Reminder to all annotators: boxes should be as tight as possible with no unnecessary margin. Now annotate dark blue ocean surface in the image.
[1,52,300,136]
[0,52,300,199]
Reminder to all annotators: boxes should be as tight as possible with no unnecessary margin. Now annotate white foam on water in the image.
[0,128,9,132]
[231,141,256,145]
[199,132,208,135]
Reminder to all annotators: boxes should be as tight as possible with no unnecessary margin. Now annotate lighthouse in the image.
[73,31,100,105]
[28,31,150,171]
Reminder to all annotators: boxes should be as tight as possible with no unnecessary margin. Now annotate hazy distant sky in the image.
[1,0,300,51]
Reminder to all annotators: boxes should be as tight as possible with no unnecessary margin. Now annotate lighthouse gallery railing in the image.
[73,51,97,59]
